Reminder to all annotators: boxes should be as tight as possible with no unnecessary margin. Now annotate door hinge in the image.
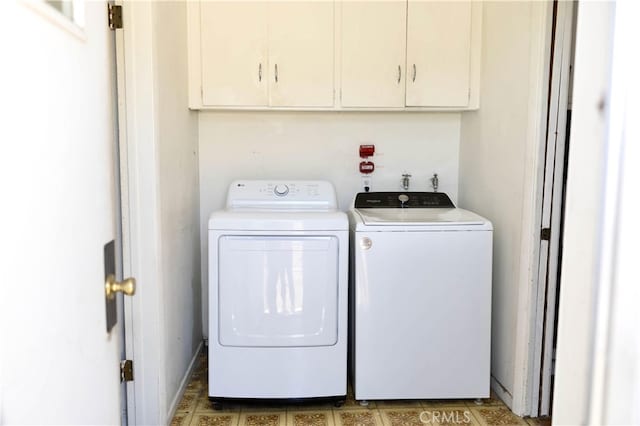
[108,4,123,30]
[541,227,551,241]
[120,359,134,382]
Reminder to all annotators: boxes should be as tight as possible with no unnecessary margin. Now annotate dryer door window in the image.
[218,235,339,347]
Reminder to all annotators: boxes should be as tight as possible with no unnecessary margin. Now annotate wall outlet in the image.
[361,176,372,192]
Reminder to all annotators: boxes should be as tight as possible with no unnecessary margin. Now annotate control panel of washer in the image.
[354,192,455,208]
[226,180,338,210]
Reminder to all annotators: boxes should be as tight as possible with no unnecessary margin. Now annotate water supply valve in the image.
[431,173,439,192]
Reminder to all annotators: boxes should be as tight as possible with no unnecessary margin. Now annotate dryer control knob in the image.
[274,184,289,196]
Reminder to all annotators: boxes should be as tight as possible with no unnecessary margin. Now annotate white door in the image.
[200,1,268,107]
[406,0,472,107]
[341,0,407,107]
[1,2,126,423]
[269,1,335,107]
[217,235,339,347]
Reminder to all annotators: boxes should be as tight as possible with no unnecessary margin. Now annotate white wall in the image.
[554,3,640,424]
[595,4,640,424]
[552,2,615,424]
[198,111,461,337]
[458,1,548,411]
[120,1,202,424]
[155,1,203,419]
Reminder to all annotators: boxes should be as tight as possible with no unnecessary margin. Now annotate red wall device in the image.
[359,145,375,158]
[359,161,375,174]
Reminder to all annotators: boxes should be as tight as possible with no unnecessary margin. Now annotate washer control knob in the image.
[274,184,289,196]
[398,194,409,203]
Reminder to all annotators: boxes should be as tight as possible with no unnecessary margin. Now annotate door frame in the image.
[116,2,206,423]
[503,0,553,416]
[528,0,575,417]
[509,1,577,417]
[109,1,129,422]
[115,1,165,424]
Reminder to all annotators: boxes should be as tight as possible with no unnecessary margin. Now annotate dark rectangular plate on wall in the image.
[104,240,117,333]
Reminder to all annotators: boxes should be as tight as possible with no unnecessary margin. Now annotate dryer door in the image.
[218,235,339,347]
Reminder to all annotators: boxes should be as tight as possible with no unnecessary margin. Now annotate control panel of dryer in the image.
[226,180,338,210]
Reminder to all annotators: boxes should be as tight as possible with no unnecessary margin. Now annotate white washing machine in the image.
[349,192,493,401]
[208,180,348,403]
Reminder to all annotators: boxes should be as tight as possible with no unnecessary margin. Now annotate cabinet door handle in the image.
[275,64,278,83]
[412,64,416,82]
[397,65,402,84]
[258,63,262,82]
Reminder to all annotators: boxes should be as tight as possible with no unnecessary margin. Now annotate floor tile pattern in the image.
[290,412,332,426]
[470,407,528,426]
[191,414,239,426]
[335,410,381,426]
[241,413,284,426]
[524,417,551,426]
[171,413,192,426]
[172,347,550,426]
[429,408,479,426]
[379,408,424,426]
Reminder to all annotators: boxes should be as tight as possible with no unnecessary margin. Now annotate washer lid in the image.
[355,208,487,226]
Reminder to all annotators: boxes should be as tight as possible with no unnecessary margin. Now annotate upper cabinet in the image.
[187,0,482,111]
[193,1,334,108]
[341,0,477,108]
[406,0,472,107]
[341,0,407,108]
[200,1,268,107]
[268,2,335,107]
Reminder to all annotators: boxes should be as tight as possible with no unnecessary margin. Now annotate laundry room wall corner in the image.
[120,1,202,424]
[459,0,552,415]
[154,0,203,421]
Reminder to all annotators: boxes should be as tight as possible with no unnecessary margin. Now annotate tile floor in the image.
[172,349,551,426]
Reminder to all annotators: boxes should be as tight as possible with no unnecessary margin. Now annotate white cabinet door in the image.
[269,1,335,107]
[406,0,472,107]
[341,0,407,107]
[200,1,268,106]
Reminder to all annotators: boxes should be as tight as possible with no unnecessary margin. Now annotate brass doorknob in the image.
[105,274,136,300]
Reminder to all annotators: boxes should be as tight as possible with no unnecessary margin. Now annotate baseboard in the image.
[167,340,205,423]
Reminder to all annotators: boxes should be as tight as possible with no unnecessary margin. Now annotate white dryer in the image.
[208,180,348,403]
[349,192,493,401]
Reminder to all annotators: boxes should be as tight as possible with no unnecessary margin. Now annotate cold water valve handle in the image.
[401,173,412,191]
